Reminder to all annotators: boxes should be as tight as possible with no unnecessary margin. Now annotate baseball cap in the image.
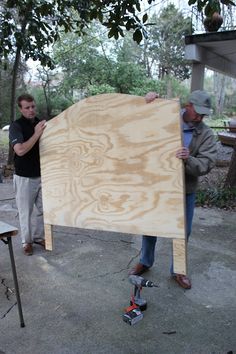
[189,90,211,115]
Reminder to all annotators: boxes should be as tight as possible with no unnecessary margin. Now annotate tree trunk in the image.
[213,72,226,115]
[7,13,28,165]
[224,144,236,188]
[166,77,172,99]
[7,47,21,165]
[43,83,51,119]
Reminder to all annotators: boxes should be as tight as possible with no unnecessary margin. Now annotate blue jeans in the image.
[140,193,196,273]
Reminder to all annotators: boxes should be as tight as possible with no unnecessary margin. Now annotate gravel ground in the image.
[215,141,234,162]
[198,142,234,190]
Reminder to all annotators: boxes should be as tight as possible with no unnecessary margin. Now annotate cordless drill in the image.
[129,275,158,311]
[122,275,158,325]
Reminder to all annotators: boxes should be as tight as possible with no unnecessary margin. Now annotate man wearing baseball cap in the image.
[189,90,212,115]
[129,90,217,289]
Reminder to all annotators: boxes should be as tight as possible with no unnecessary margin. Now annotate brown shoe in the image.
[172,274,191,289]
[23,243,33,256]
[129,263,149,276]
[34,240,45,248]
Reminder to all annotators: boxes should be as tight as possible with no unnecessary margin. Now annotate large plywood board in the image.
[40,93,185,239]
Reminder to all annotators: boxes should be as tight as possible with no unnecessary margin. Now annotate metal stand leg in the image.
[7,237,25,327]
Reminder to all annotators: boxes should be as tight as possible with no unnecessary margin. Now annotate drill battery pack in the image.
[122,304,143,325]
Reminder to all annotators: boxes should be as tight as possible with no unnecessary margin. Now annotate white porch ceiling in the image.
[185,30,236,78]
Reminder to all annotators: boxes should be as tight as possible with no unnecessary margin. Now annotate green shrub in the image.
[87,84,116,96]
[0,131,9,148]
[196,187,236,209]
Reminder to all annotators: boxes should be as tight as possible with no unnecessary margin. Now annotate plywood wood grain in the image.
[44,224,53,251]
[173,238,187,274]
[40,93,185,239]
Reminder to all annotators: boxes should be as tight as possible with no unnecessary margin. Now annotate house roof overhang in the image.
[185,30,236,78]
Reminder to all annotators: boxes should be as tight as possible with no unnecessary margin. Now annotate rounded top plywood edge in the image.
[39,93,181,152]
[39,93,184,239]
[41,93,180,129]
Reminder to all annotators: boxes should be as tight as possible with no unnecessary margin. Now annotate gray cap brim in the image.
[193,103,211,116]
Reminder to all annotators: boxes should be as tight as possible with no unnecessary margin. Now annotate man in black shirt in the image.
[9,94,46,255]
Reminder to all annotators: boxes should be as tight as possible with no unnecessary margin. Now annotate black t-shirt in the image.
[9,116,41,177]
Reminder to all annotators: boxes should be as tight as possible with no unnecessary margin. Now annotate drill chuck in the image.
[128,275,157,288]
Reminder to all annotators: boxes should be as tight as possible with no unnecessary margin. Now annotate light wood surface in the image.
[40,93,185,240]
[44,224,53,251]
[172,238,187,274]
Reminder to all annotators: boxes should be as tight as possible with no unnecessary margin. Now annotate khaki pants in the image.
[13,175,45,245]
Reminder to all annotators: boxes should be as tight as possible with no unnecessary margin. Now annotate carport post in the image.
[191,63,205,91]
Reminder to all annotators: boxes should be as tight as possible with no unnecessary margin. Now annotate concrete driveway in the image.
[0,180,235,354]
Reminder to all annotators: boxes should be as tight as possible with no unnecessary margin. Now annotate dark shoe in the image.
[129,263,149,276]
[34,240,45,248]
[172,274,191,289]
[23,243,33,256]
